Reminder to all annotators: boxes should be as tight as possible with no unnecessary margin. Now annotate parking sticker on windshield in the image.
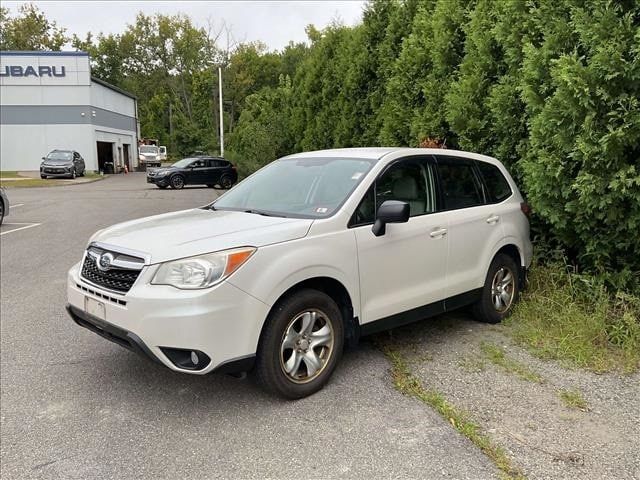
[352,172,364,180]
[316,207,328,214]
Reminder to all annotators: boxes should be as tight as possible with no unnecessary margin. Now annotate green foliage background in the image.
[1,0,639,289]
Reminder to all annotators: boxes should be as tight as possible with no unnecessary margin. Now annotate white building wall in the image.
[90,83,136,117]
[0,124,96,171]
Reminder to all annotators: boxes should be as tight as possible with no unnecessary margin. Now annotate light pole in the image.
[218,66,224,157]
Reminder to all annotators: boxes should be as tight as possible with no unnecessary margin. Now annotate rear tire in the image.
[40,175,47,179]
[71,169,76,179]
[256,289,344,399]
[170,175,185,189]
[0,200,4,226]
[220,175,233,189]
[473,253,519,324]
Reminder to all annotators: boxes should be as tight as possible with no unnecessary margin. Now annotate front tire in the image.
[473,253,519,324]
[40,174,47,179]
[70,169,76,179]
[256,289,344,399]
[170,175,185,189]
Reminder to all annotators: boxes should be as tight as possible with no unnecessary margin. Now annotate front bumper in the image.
[42,168,73,178]
[67,262,269,374]
[146,175,169,186]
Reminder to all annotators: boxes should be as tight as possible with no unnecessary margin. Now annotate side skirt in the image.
[359,288,482,337]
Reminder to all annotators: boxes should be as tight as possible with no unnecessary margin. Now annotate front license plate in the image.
[85,296,106,320]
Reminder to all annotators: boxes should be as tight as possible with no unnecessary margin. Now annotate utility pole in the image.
[168,103,173,154]
[218,66,224,157]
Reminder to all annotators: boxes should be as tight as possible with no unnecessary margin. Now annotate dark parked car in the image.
[146,156,237,190]
[40,150,86,179]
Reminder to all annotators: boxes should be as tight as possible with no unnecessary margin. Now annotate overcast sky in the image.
[4,1,366,51]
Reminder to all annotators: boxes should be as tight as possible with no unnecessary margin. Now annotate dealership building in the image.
[0,51,139,172]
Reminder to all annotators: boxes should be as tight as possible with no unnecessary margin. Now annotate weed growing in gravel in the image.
[480,343,544,383]
[379,343,524,480]
[558,389,589,411]
[506,265,640,373]
[457,356,486,373]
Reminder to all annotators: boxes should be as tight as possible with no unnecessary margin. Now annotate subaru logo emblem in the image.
[97,252,114,271]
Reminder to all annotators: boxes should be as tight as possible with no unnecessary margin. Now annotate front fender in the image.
[228,231,361,318]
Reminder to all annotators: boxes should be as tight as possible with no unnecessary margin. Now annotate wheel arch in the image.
[487,241,526,290]
[261,276,359,348]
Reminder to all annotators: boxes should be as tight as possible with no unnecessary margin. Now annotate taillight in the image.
[520,201,532,218]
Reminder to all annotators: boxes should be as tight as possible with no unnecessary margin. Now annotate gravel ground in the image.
[384,311,640,480]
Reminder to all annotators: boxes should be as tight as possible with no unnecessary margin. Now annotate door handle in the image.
[486,215,500,224]
[429,228,447,238]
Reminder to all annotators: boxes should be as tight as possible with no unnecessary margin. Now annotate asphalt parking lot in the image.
[0,173,498,479]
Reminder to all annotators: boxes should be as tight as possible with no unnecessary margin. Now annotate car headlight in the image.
[152,247,256,289]
[157,170,169,176]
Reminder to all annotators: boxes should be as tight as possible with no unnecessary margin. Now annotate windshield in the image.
[172,158,197,168]
[46,151,72,161]
[213,157,375,218]
[140,146,158,154]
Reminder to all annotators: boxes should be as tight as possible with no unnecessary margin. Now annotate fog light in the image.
[160,347,210,371]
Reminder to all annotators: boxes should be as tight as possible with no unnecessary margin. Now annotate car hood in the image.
[148,167,174,174]
[90,208,314,264]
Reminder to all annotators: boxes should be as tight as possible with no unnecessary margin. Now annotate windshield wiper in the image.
[242,209,275,217]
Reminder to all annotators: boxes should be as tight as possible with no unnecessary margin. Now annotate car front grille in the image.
[80,248,143,294]
[44,168,66,173]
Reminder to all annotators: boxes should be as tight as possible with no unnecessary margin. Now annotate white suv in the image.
[67,148,532,398]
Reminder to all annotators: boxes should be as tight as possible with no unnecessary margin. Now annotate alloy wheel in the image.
[171,176,184,189]
[279,309,334,384]
[491,267,515,312]
[221,176,232,189]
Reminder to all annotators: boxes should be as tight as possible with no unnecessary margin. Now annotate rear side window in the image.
[435,157,484,210]
[477,161,512,203]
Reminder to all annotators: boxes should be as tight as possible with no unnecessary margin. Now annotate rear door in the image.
[352,156,449,324]
[434,155,505,298]
[206,159,223,184]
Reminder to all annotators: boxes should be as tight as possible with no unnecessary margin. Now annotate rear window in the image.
[476,161,512,203]
[436,157,484,210]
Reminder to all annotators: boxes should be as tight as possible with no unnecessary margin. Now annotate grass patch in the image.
[0,171,22,178]
[0,178,66,188]
[380,343,524,479]
[558,389,588,411]
[506,265,640,373]
[480,343,544,383]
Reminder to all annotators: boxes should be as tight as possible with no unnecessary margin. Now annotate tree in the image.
[0,4,68,51]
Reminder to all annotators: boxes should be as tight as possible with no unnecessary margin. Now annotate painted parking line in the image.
[9,203,25,209]
[0,222,42,236]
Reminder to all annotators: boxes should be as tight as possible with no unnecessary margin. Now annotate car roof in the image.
[283,147,498,164]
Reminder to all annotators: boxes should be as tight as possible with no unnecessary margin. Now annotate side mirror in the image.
[41,157,46,160]
[372,200,410,237]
